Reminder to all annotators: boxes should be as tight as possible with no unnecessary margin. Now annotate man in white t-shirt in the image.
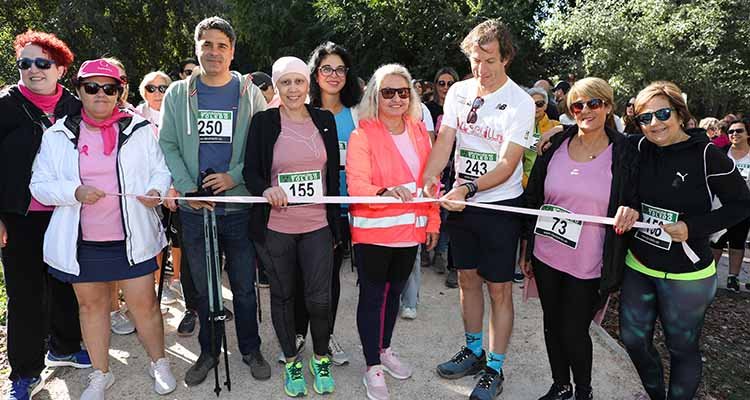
[422,19,534,400]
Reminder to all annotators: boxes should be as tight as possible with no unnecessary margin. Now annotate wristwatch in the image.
[461,181,478,199]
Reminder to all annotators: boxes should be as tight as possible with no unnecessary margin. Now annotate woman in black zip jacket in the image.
[621,81,750,400]
[243,56,341,396]
[0,31,88,397]
[520,77,640,400]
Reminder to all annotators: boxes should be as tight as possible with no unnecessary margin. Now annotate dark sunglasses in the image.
[437,80,455,87]
[319,65,349,77]
[182,69,193,76]
[728,128,747,135]
[635,107,673,125]
[466,97,484,124]
[534,100,546,108]
[80,82,122,96]
[145,84,168,93]
[380,87,410,99]
[16,57,56,70]
[570,98,606,114]
[627,103,634,107]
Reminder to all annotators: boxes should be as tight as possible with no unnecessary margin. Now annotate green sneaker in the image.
[309,356,335,394]
[284,360,307,397]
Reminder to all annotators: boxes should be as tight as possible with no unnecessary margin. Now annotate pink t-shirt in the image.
[78,122,125,241]
[375,130,421,248]
[533,138,613,279]
[268,114,328,234]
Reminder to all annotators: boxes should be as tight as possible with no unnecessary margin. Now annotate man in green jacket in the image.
[159,16,270,386]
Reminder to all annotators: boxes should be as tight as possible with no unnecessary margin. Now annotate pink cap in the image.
[271,56,309,87]
[77,59,123,83]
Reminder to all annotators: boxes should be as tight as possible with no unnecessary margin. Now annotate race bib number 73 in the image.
[534,205,583,249]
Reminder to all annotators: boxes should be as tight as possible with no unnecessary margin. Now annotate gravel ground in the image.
[2,259,644,399]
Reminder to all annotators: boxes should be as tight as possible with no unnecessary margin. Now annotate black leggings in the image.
[619,267,717,400]
[295,216,348,337]
[354,244,416,366]
[254,227,333,358]
[533,258,600,388]
[1,212,82,380]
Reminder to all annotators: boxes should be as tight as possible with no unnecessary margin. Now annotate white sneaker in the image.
[80,370,115,400]
[400,307,417,320]
[159,285,178,305]
[149,357,177,395]
[110,309,135,335]
[328,334,349,365]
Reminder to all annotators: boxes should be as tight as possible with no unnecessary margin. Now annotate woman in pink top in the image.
[243,56,342,397]
[0,30,90,398]
[520,78,640,400]
[30,59,175,399]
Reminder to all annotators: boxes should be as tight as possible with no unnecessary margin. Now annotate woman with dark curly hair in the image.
[0,30,90,400]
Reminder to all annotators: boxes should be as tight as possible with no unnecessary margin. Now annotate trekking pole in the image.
[208,208,231,392]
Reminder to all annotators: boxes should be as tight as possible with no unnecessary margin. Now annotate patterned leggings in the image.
[619,267,717,400]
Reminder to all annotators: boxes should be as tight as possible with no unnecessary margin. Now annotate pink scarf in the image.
[81,109,130,155]
[18,81,63,115]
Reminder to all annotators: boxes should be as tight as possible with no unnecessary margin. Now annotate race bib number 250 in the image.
[198,110,233,143]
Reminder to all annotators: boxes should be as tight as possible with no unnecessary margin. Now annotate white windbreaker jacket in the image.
[30,114,172,276]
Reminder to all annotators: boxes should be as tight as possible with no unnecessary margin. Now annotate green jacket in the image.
[159,70,267,206]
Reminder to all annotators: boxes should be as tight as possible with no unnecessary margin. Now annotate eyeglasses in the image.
[80,82,122,96]
[534,100,546,108]
[466,97,484,124]
[437,80,454,87]
[635,107,673,125]
[145,84,168,93]
[570,98,606,114]
[728,128,747,135]
[182,69,193,76]
[16,57,56,70]
[627,103,634,107]
[380,87,410,99]
[318,65,349,77]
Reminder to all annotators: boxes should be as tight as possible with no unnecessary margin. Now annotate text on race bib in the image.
[338,141,347,167]
[458,148,497,181]
[533,205,583,249]
[198,110,233,143]
[278,170,323,198]
[635,203,679,251]
[737,163,750,181]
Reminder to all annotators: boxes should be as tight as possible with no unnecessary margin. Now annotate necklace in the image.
[575,134,607,160]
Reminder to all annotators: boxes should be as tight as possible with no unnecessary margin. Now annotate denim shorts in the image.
[49,240,158,283]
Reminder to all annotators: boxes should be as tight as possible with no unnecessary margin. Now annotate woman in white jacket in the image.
[29,59,175,399]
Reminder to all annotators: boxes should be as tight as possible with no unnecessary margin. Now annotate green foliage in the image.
[539,0,750,116]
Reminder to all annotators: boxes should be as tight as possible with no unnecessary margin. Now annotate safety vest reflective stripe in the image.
[351,213,417,229]
[416,216,428,228]
[390,182,417,193]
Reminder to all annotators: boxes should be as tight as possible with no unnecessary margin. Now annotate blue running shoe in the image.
[436,346,486,379]
[45,349,92,369]
[469,367,504,400]
[8,376,42,400]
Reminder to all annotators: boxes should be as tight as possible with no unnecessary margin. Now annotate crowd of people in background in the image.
[1,14,749,400]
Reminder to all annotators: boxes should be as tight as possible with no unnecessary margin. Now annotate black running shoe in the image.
[538,383,573,400]
[469,367,504,400]
[436,347,486,379]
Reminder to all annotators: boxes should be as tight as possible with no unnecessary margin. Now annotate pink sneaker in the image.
[380,347,412,379]
[363,365,389,400]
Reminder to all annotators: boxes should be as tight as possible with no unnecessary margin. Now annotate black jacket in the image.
[0,85,81,216]
[243,105,342,243]
[628,129,750,273]
[523,125,640,299]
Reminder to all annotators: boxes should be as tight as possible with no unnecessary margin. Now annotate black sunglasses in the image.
[636,107,673,125]
[182,69,193,76]
[728,128,747,135]
[80,82,122,96]
[16,57,56,70]
[437,80,455,87]
[145,84,168,93]
[380,87,410,99]
[319,65,349,77]
[534,100,546,108]
[466,97,484,124]
[570,98,606,114]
